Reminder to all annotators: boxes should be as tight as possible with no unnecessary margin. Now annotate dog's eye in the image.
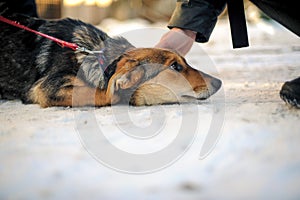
[169,62,183,72]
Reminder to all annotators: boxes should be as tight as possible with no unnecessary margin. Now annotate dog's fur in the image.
[0,12,221,107]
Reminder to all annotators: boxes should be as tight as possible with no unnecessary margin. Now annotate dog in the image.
[0,12,222,107]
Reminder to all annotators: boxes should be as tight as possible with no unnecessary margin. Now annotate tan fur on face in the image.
[131,69,196,105]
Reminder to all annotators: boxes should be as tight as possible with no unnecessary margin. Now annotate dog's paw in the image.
[105,89,120,105]
[110,93,120,104]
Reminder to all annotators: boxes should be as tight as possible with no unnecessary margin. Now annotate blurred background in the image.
[36,0,265,25]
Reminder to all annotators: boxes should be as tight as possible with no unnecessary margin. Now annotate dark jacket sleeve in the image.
[168,0,226,43]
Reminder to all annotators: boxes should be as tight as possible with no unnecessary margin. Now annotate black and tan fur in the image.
[0,12,221,107]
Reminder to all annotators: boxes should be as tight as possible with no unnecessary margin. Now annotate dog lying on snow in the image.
[0,13,221,107]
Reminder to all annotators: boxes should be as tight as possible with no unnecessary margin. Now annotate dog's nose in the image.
[211,78,222,91]
[204,75,222,96]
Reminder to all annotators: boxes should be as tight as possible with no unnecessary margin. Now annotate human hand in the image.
[155,28,196,56]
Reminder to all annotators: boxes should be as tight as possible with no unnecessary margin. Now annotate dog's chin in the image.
[127,92,211,106]
[181,89,213,101]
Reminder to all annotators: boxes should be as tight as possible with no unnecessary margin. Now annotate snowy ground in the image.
[0,19,300,199]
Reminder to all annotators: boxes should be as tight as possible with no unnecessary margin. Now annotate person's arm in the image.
[155,0,226,55]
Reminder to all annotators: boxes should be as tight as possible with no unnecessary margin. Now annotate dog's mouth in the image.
[181,95,208,101]
[181,87,218,100]
[181,79,222,101]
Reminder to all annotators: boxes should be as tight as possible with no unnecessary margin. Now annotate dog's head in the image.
[106,48,221,105]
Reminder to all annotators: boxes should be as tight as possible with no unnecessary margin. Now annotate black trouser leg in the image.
[250,0,300,36]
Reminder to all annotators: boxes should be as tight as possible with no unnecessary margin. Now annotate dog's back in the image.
[0,11,115,102]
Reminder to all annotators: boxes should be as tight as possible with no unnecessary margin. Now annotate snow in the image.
[1,19,300,199]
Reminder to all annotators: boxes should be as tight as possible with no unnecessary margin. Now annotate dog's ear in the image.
[106,53,167,100]
[107,59,145,96]
[115,66,145,90]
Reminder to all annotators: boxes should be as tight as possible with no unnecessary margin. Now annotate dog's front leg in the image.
[28,75,120,107]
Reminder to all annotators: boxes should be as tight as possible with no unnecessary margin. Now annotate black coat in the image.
[168,0,300,48]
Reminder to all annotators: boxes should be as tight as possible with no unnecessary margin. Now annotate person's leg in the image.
[6,0,38,17]
[250,0,300,37]
[250,0,300,108]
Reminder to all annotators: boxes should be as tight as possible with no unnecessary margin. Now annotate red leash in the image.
[0,15,79,50]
